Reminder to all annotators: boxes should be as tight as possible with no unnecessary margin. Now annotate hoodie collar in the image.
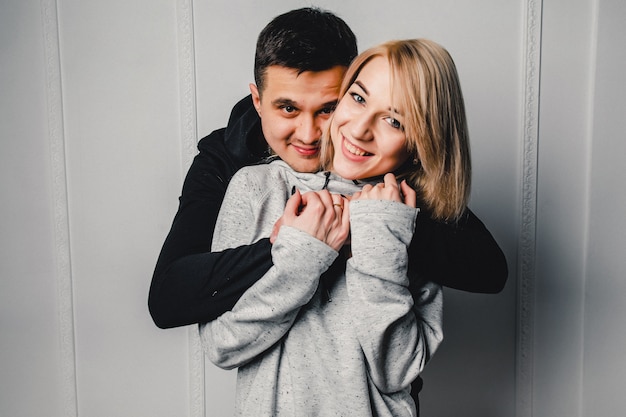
[223,95,270,165]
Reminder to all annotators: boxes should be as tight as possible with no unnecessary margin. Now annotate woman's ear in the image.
[249,83,262,115]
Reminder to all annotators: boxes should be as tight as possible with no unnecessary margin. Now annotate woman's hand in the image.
[270,189,350,252]
[352,173,417,208]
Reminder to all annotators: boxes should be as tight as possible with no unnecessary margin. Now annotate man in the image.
[149,6,507,413]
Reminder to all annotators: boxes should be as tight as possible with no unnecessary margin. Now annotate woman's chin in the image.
[332,164,358,181]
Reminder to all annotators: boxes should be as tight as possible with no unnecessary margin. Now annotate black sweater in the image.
[148,95,508,329]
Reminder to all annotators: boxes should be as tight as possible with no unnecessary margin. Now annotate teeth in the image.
[345,140,368,156]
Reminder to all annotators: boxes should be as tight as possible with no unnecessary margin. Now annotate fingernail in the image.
[291,186,296,195]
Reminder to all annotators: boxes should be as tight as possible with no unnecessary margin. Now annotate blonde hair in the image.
[321,39,471,222]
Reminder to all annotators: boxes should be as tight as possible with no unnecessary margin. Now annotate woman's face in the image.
[330,56,411,181]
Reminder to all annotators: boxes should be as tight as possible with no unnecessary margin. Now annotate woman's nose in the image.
[349,113,373,141]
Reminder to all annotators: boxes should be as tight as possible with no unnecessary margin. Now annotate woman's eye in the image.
[386,117,402,130]
[350,92,365,104]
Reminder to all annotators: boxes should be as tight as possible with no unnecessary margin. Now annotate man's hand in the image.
[352,173,417,208]
[270,189,350,252]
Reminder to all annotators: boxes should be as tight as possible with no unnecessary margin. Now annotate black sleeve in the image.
[408,208,508,294]
[405,209,507,408]
[148,133,273,329]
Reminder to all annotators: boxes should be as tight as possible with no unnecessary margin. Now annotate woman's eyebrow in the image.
[354,79,401,115]
[354,80,369,96]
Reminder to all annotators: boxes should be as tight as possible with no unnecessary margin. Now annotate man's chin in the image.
[288,158,322,174]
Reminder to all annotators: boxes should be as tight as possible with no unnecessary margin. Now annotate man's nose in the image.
[295,115,322,144]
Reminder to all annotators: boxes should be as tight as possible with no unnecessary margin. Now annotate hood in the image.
[222,95,268,166]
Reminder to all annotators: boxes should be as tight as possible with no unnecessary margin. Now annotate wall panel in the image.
[3,0,623,416]
[533,0,596,415]
[583,0,626,415]
[1,1,66,416]
[195,1,521,416]
[56,0,188,415]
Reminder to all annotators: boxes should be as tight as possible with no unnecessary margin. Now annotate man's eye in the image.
[319,105,336,115]
[282,105,296,113]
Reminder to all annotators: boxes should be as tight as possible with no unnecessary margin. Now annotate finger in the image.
[270,217,283,243]
[400,180,417,208]
[320,190,336,207]
[340,197,350,224]
[385,173,406,201]
[299,190,321,207]
[284,188,302,218]
[354,184,373,201]
[325,201,351,251]
[317,190,345,215]
[330,196,347,221]
[297,191,325,219]
[332,194,345,210]
[384,173,398,189]
[332,208,351,251]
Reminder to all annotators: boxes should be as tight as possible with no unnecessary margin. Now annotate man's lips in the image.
[292,144,319,156]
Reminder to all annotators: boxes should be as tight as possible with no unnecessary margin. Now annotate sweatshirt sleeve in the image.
[200,169,338,370]
[346,200,444,394]
[148,133,272,328]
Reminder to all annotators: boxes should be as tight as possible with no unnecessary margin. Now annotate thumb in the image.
[284,188,302,217]
[270,217,283,244]
[400,180,417,208]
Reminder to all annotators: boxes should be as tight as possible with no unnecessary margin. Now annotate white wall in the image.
[582,0,626,414]
[533,0,594,414]
[1,2,65,415]
[1,0,624,416]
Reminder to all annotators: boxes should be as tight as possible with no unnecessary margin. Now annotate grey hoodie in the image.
[200,160,443,416]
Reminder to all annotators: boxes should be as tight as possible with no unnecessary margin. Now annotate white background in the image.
[1,0,624,416]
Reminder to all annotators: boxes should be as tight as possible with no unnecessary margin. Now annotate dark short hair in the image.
[254,7,358,93]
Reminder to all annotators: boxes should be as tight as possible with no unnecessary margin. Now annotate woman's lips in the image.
[342,136,372,160]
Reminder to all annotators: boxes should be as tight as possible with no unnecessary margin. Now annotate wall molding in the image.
[177,0,199,173]
[41,0,78,416]
[517,0,543,416]
[189,329,205,417]
[176,3,537,416]
[176,1,204,416]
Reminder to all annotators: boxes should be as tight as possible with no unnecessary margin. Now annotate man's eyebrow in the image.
[271,98,298,108]
[271,98,339,110]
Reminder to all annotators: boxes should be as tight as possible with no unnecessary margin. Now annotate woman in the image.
[200,39,471,416]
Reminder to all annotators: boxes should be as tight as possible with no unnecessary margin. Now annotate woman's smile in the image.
[342,136,372,158]
[330,56,410,180]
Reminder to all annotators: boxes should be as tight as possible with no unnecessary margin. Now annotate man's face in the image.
[250,65,346,173]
